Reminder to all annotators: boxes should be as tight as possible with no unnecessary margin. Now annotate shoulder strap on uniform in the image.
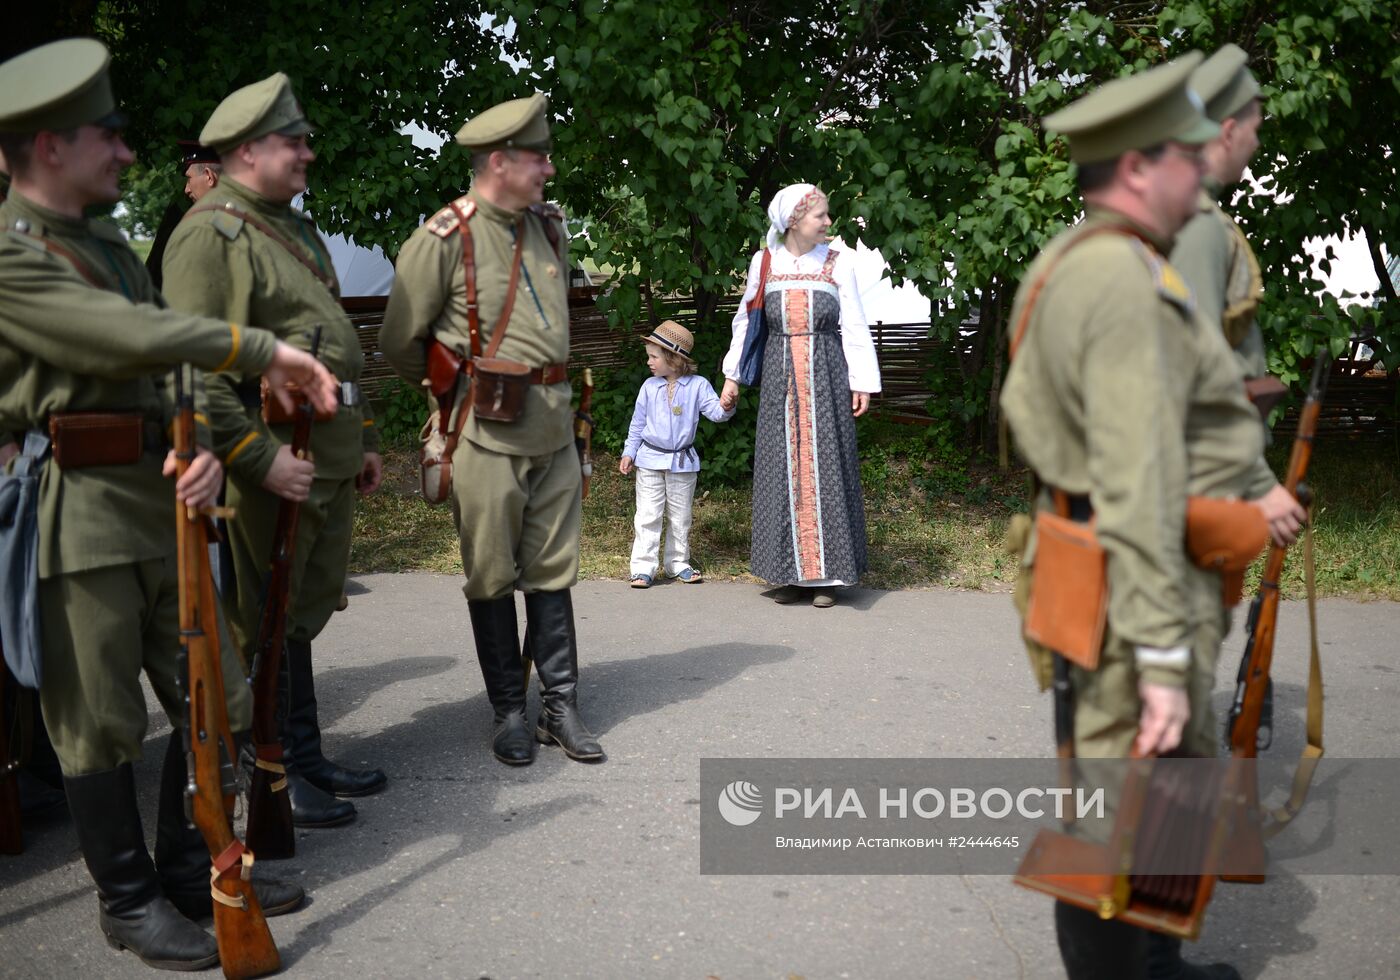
[528,202,565,257]
[428,195,474,238]
[184,201,337,293]
[1009,224,1151,359]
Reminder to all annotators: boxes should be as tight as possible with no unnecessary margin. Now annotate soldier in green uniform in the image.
[0,39,336,971]
[381,94,604,766]
[1001,54,1299,980]
[161,73,388,828]
[1173,45,1269,381]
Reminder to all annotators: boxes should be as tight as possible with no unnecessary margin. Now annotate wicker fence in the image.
[343,293,1396,441]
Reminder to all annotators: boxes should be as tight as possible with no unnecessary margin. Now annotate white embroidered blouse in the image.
[721,242,882,394]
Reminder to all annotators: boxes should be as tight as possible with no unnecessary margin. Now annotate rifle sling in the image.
[1262,508,1325,838]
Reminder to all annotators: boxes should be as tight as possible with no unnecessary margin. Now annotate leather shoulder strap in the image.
[483,218,526,360]
[20,233,111,291]
[184,202,337,293]
[1009,224,1148,360]
[447,200,481,358]
[746,248,772,313]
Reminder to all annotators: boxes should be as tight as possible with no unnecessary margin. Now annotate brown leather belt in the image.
[529,363,569,385]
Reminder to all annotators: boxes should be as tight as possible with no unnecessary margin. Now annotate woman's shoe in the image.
[812,587,837,608]
[630,573,653,589]
[674,567,703,584]
[771,585,806,604]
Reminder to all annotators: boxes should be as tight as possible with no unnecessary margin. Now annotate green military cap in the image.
[0,38,125,134]
[1044,52,1220,164]
[200,72,311,155]
[1191,44,1260,123]
[454,93,552,153]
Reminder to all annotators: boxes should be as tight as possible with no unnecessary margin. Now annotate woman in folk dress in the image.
[719,183,881,608]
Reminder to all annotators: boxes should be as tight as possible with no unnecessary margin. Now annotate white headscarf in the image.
[765,182,826,250]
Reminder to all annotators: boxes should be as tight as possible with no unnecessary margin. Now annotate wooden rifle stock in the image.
[0,660,22,855]
[246,327,323,859]
[174,368,280,978]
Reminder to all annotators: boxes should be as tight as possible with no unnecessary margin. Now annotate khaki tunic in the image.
[1172,187,1267,379]
[1001,208,1271,759]
[0,191,274,773]
[381,190,579,600]
[161,177,376,655]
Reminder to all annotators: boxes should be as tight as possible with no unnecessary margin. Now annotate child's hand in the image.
[619,456,634,475]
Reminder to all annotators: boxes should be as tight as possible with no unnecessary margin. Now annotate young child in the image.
[620,320,734,588]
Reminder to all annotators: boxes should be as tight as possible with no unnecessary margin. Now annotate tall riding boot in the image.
[155,728,305,920]
[285,638,387,797]
[1145,932,1242,980]
[1054,901,1146,980]
[63,764,219,971]
[467,595,534,766]
[526,590,604,762]
[276,649,355,828]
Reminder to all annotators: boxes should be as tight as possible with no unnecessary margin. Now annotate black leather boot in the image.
[1054,901,1146,980]
[286,638,387,797]
[526,590,604,762]
[64,764,219,971]
[1146,932,1241,980]
[467,595,534,766]
[276,650,356,828]
[155,729,304,920]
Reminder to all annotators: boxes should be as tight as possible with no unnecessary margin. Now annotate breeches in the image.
[38,556,252,775]
[452,440,581,601]
[225,474,355,664]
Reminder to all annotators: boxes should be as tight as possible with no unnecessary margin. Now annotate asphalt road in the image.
[2,575,1397,979]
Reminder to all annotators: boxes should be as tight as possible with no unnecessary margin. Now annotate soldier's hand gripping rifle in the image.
[174,367,280,979]
[1221,353,1330,880]
[246,327,323,859]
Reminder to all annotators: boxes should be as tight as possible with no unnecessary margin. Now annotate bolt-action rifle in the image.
[1221,353,1330,882]
[174,366,280,978]
[246,327,323,859]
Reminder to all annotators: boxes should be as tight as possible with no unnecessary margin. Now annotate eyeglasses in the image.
[1161,143,1206,166]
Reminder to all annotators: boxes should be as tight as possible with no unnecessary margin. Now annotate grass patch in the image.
[351,439,1399,601]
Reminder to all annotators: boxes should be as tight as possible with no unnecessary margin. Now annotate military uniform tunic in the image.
[1172,184,1267,379]
[381,190,579,600]
[160,176,377,658]
[1002,208,1273,759]
[0,191,276,773]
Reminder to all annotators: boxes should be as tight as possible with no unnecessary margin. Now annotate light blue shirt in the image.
[622,374,734,472]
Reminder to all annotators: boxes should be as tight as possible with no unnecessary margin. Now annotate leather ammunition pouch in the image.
[1024,498,1108,673]
[1184,496,1269,608]
[47,412,147,469]
[469,357,531,423]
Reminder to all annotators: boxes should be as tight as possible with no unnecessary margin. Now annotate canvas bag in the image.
[736,248,772,386]
[0,432,50,688]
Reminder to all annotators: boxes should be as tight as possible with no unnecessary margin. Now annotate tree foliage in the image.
[11,1,1398,447]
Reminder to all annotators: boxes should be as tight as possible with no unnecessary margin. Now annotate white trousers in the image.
[629,468,698,577]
